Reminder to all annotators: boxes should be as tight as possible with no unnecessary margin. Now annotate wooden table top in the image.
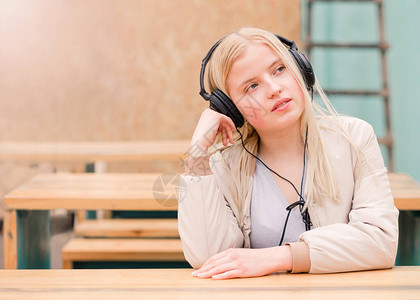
[4,172,420,211]
[0,140,190,162]
[0,267,419,299]
[388,172,420,210]
[4,173,182,211]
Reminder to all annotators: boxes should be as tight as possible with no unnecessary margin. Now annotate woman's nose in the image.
[266,77,282,98]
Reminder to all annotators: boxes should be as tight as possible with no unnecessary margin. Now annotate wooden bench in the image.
[0,140,190,163]
[66,219,182,268]
[62,238,185,269]
[74,219,179,238]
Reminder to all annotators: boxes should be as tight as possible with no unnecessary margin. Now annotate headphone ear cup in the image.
[289,50,315,90]
[209,89,244,128]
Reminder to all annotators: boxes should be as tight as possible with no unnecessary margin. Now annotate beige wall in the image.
[0,0,301,142]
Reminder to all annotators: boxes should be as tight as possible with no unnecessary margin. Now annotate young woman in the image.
[178,27,398,279]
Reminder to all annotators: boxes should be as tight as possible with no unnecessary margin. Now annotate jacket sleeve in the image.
[300,121,399,273]
[177,155,244,269]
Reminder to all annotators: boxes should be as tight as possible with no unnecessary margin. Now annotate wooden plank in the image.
[4,173,182,210]
[61,238,185,262]
[75,219,179,238]
[0,289,419,300]
[0,267,416,288]
[4,197,178,211]
[0,267,419,299]
[4,172,420,211]
[1,290,419,300]
[388,173,420,210]
[0,141,190,162]
[3,209,17,269]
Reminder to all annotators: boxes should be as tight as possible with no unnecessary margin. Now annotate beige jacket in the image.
[178,116,399,273]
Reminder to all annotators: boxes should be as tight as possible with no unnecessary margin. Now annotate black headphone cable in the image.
[236,124,311,246]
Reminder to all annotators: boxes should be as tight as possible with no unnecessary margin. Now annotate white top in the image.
[250,155,307,247]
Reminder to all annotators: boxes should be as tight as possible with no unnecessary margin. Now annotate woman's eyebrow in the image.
[240,77,257,89]
[239,58,283,89]
[268,58,282,70]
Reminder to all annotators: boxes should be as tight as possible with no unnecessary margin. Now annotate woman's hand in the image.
[188,109,237,157]
[191,246,293,280]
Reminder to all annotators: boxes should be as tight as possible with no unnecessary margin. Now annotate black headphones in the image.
[199,33,315,128]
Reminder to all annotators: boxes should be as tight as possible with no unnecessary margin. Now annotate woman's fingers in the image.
[212,269,242,280]
[195,112,237,147]
[195,262,236,279]
[219,118,236,145]
[227,125,235,144]
[222,116,237,133]
[193,250,232,275]
[220,127,226,146]
[193,252,224,274]
[225,117,237,144]
[219,113,235,128]
[218,126,230,146]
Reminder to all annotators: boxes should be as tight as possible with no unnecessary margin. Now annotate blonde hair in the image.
[205,27,363,212]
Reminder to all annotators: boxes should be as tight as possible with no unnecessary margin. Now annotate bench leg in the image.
[62,260,73,269]
[4,209,17,269]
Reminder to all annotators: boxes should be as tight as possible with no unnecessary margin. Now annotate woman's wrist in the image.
[275,245,293,272]
[263,246,293,274]
[187,141,209,157]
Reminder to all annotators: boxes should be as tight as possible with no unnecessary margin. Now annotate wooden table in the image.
[3,172,420,269]
[3,173,183,269]
[3,173,181,211]
[0,140,190,222]
[388,172,420,210]
[0,267,419,299]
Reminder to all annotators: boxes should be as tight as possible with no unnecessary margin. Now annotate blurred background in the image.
[0,0,419,268]
[302,0,420,180]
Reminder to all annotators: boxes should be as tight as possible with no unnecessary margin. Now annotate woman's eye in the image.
[275,66,285,74]
[246,83,258,92]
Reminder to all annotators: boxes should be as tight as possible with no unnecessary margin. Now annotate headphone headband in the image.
[199,37,223,100]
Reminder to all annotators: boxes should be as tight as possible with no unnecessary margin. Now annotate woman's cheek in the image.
[236,92,267,128]
[240,107,265,129]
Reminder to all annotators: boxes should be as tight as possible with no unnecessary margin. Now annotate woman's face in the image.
[226,43,305,133]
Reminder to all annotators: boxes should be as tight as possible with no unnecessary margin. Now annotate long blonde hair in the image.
[205,28,361,210]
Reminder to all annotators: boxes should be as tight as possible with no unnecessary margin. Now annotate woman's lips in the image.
[271,98,291,112]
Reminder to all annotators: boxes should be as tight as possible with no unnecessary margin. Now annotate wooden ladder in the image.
[305,0,393,170]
